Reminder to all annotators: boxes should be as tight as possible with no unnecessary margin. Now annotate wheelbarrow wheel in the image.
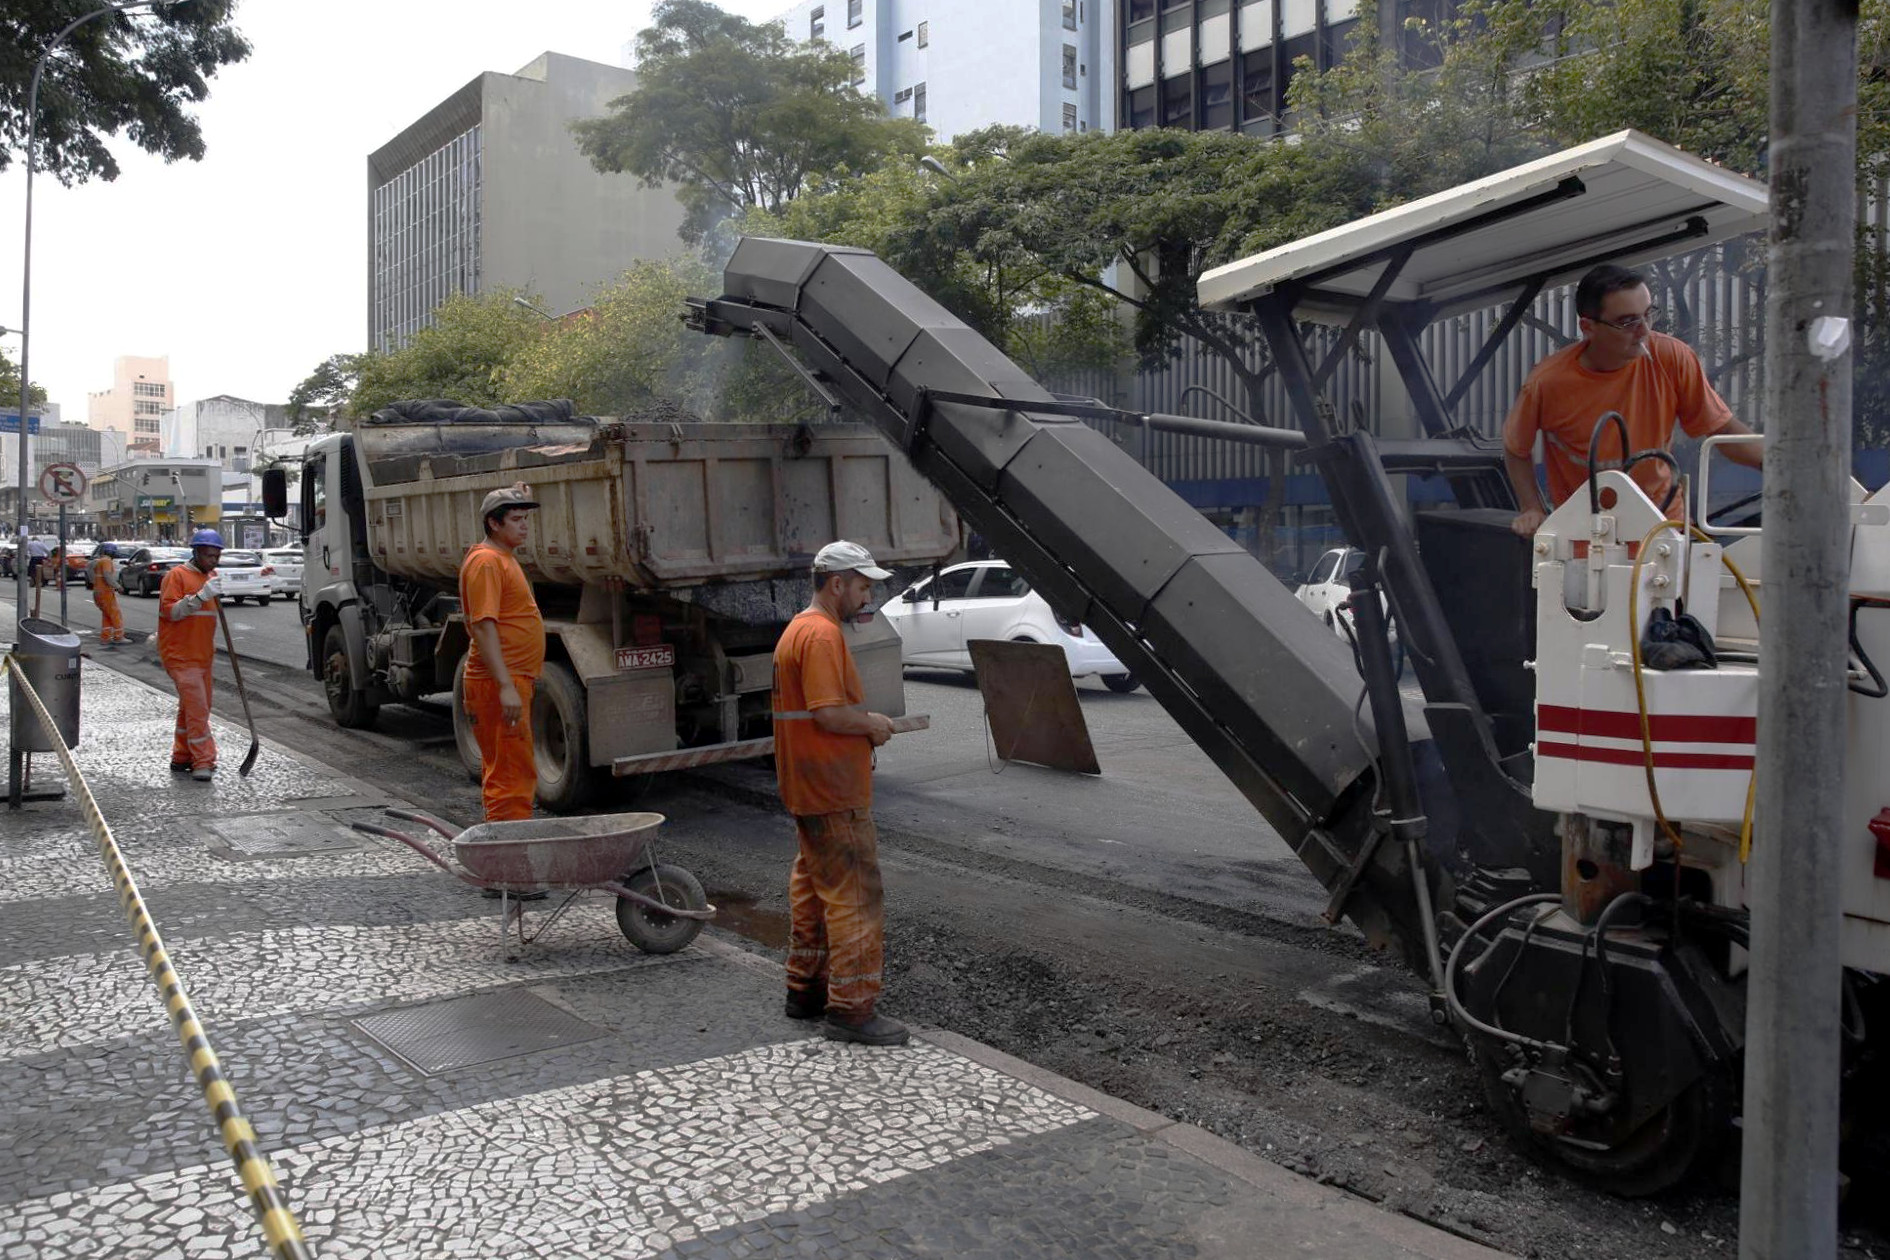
[616,863,707,954]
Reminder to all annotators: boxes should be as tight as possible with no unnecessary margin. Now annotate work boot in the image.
[785,983,828,1021]
[169,762,192,775]
[822,1011,909,1046]
[191,766,215,782]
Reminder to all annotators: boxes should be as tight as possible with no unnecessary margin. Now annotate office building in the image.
[368,51,689,354]
[776,0,1114,142]
[86,355,172,456]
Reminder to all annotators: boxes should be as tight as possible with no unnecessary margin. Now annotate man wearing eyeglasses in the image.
[1503,264,1763,536]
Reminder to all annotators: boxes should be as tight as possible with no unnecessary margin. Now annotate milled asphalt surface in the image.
[0,602,1511,1259]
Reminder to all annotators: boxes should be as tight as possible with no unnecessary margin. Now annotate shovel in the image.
[213,599,262,777]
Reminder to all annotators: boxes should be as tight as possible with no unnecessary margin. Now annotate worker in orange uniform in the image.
[1504,263,1764,536]
[158,529,225,781]
[773,540,906,1046]
[460,484,544,825]
[89,543,126,649]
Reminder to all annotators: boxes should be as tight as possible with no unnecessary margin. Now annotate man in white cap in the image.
[772,540,906,1046]
[460,483,543,825]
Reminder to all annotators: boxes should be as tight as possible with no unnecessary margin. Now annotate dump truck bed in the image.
[357,420,959,588]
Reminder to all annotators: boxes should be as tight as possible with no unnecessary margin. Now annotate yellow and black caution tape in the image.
[2,653,313,1260]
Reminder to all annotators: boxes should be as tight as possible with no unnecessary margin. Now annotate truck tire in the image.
[321,623,380,730]
[531,661,598,814]
[450,655,483,784]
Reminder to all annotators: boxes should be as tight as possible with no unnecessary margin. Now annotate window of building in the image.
[917,20,928,45]
[1063,102,1079,131]
[1127,0,1157,19]
[1240,48,1275,130]
[810,5,824,39]
[895,86,913,102]
[1128,84,1157,128]
[847,0,862,28]
[135,419,158,434]
[898,28,912,40]
[1278,31,1316,108]
[1202,59,1234,128]
[913,81,926,122]
[1161,74,1193,127]
[1063,0,1078,28]
[851,45,866,84]
[1063,44,1078,89]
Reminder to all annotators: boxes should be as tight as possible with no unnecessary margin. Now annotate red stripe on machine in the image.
[1536,740,1756,771]
[1537,704,1756,745]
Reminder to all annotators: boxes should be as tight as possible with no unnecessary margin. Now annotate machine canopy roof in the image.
[1198,130,1768,324]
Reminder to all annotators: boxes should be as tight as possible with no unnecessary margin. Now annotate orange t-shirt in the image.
[772,608,872,816]
[1503,332,1732,512]
[157,563,218,669]
[460,543,544,683]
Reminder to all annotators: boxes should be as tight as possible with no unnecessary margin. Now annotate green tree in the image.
[573,0,928,244]
[285,353,360,433]
[0,0,251,184]
[349,292,548,420]
[510,259,715,415]
[0,344,47,410]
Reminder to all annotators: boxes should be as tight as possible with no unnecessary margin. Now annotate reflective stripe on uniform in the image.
[772,711,814,720]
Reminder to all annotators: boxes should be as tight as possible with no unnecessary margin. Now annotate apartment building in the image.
[85,355,172,456]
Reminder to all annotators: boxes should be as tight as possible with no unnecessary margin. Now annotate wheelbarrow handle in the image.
[599,879,718,921]
[351,821,489,889]
[384,807,461,841]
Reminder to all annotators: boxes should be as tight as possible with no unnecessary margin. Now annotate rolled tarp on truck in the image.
[287,400,957,812]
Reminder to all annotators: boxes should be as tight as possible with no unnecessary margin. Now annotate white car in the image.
[881,559,1139,692]
[1293,547,1403,673]
[214,549,275,605]
[261,547,304,596]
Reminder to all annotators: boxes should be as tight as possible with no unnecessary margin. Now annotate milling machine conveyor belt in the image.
[691,237,1434,958]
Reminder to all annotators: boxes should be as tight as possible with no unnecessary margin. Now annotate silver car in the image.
[261,547,304,596]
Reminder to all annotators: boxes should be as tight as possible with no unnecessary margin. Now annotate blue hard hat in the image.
[98,542,117,557]
[189,528,224,549]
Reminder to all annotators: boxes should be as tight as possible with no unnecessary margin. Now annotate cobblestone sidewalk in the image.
[0,627,1510,1259]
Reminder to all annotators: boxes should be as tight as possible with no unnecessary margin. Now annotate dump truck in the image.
[681,133,1890,1194]
[266,403,957,811]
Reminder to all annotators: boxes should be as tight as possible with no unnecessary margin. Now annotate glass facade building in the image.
[370,122,483,354]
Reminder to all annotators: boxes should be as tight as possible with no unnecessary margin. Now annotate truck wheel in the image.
[450,655,483,784]
[321,623,380,730]
[615,863,707,954]
[531,661,598,814]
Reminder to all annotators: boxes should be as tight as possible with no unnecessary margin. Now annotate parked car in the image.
[215,549,275,604]
[60,539,98,588]
[118,547,192,597]
[881,559,1139,692]
[1293,547,1404,675]
[260,547,304,596]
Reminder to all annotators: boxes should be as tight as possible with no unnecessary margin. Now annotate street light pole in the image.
[16,0,161,620]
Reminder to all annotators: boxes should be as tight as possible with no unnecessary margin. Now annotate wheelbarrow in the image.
[351,808,715,956]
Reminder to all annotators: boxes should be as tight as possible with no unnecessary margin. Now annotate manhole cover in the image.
[353,988,608,1075]
[203,814,364,861]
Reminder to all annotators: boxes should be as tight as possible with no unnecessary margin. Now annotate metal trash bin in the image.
[9,617,81,752]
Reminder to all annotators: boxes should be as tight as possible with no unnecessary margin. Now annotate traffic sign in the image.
[38,462,85,505]
[0,414,42,435]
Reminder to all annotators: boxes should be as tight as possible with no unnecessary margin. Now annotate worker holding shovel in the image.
[158,529,225,781]
[89,543,126,649]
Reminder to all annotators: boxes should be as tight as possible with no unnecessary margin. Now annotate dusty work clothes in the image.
[1503,332,1733,513]
[773,609,886,1015]
[90,558,125,644]
[459,543,545,821]
[786,809,886,1017]
[157,564,220,771]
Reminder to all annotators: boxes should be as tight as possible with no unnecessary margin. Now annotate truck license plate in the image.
[615,645,676,671]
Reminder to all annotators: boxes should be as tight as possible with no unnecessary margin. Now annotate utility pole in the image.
[1741,0,1857,1256]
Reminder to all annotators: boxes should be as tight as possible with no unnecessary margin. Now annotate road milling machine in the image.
[683,130,1890,1193]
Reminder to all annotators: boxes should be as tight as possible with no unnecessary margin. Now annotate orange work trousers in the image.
[166,664,217,771]
[464,674,536,822]
[94,586,125,644]
[787,808,886,1019]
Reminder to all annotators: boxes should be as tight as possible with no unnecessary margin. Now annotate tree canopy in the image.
[0,345,47,410]
[284,353,359,435]
[349,292,549,420]
[573,0,927,244]
[0,0,251,184]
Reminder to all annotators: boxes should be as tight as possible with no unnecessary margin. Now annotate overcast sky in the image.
[0,0,788,419]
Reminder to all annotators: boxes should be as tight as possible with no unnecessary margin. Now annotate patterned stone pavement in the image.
[0,636,1508,1259]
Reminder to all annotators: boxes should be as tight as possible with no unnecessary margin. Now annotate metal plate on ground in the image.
[968,638,1101,775]
[353,988,609,1075]
[202,813,366,862]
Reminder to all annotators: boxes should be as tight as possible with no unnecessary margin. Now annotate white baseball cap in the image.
[813,540,892,580]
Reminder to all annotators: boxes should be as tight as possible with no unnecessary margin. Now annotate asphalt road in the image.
[27,578,312,670]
